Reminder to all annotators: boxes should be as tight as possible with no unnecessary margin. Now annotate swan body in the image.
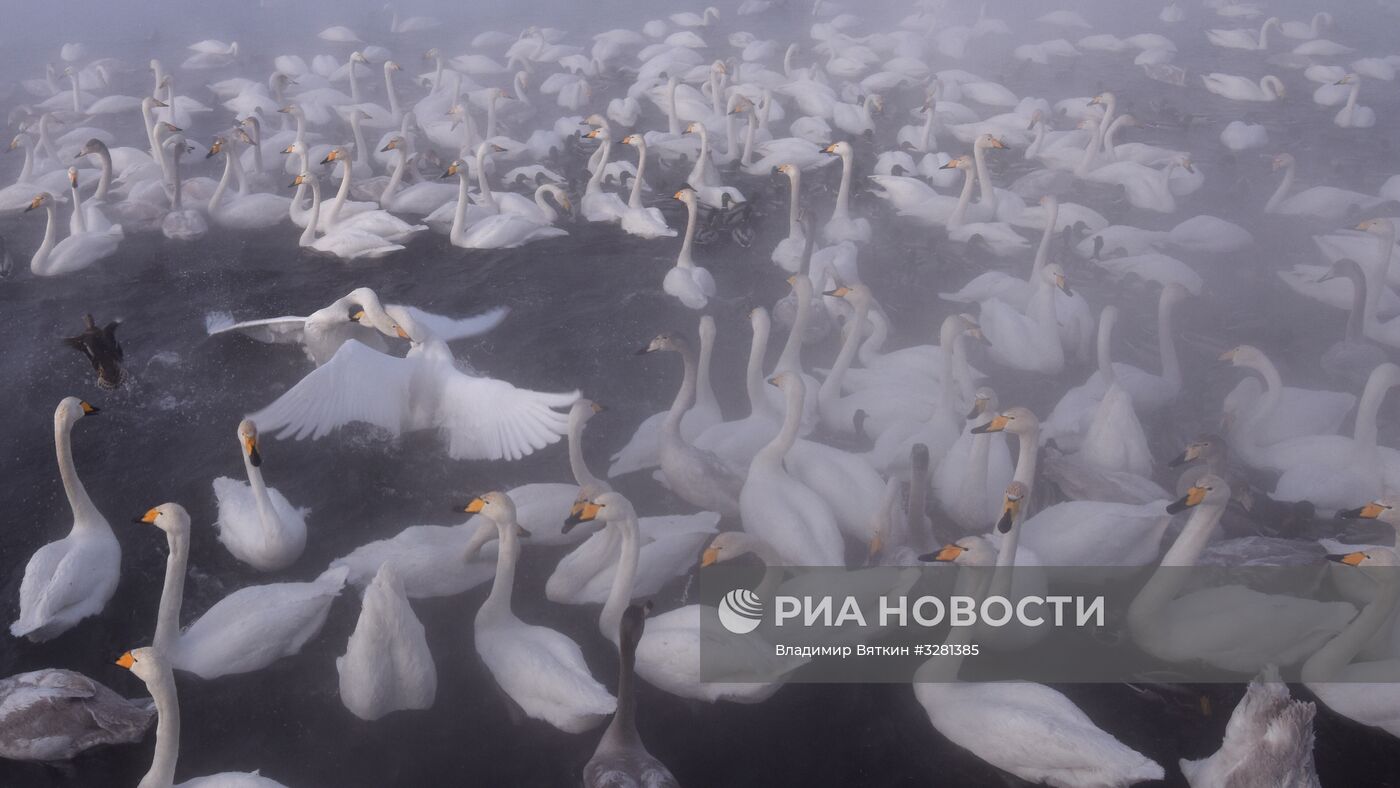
[1202,73,1285,101]
[212,419,308,572]
[336,565,437,721]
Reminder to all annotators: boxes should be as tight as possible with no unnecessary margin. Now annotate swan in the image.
[741,372,845,565]
[915,539,1165,787]
[1280,12,1332,39]
[0,668,153,762]
[212,419,308,572]
[665,188,718,309]
[1219,344,1359,468]
[1303,546,1400,737]
[1128,476,1354,672]
[583,602,680,788]
[314,148,389,228]
[458,185,569,249]
[336,564,437,721]
[1266,153,1390,222]
[692,307,788,468]
[251,304,577,461]
[1179,665,1321,787]
[1083,155,1190,213]
[820,141,872,243]
[207,287,507,367]
[1220,120,1268,152]
[206,138,290,229]
[978,264,1070,375]
[377,136,457,215]
[639,331,743,517]
[580,126,628,222]
[24,191,122,277]
[463,492,615,733]
[136,499,347,679]
[1333,75,1376,129]
[1202,73,1285,102]
[616,134,675,238]
[294,173,407,259]
[1206,16,1280,49]
[430,149,501,242]
[11,398,118,642]
[160,135,206,241]
[931,386,1015,532]
[116,646,290,787]
[1317,258,1388,386]
[608,315,721,478]
[1067,307,1155,479]
[570,496,802,703]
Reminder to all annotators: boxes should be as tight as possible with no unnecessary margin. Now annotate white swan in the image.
[665,188,717,309]
[206,137,290,229]
[116,646,289,787]
[24,192,122,277]
[463,492,616,733]
[1128,477,1354,672]
[377,136,457,215]
[617,134,675,238]
[1219,344,1358,469]
[978,264,1070,375]
[581,126,628,222]
[1074,307,1155,479]
[1206,16,1280,49]
[820,141,872,243]
[1265,153,1387,221]
[251,305,577,461]
[293,172,407,260]
[336,564,437,721]
[915,539,1165,787]
[11,398,118,642]
[211,419,308,572]
[1202,73,1285,102]
[933,387,1015,532]
[1333,74,1376,129]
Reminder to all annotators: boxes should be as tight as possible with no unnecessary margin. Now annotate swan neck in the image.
[1096,312,1115,384]
[834,148,853,217]
[819,299,869,407]
[209,152,234,216]
[70,180,88,233]
[567,414,601,489]
[1031,202,1057,279]
[677,197,699,266]
[483,519,521,614]
[449,170,470,243]
[1266,159,1294,212]
[1353,367,1398,451]
[972,143,996,209]
[380,146,407,206]
[153,525,189,656]
[94,146,112,200]
[1158,292,1182,389]
[786,170,801,233]
[32,202,57,273]
[300,178,321,246]
[243,449,281,542]
[600,515,640,647]
[1304,571,1400,682]
[139,666,180,788]
[664,345,698,435]
[745,316,772,417]
[56,415,101,527]
[757,380,805,465]
[627,143,646,209]
[1012,426,1039,491]
[950,165,976,226]
[329,157,353,225]
[1129,502,1224,628]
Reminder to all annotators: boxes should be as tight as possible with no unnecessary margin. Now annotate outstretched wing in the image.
[393,305,510,342]
[435,371,577,461]
[206,313,310,345]
[250,340,413,441]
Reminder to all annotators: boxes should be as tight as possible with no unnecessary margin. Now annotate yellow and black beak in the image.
[589,402,606,415]
[1339,502,1387,520]
[563,500,603,532]
[996,496,1021,535]
[1326,551,1366,567]
[1167,443,1201,468]
[971,414,1009,434]
[320,150,338,164]
[1167,485,1207,514]
[822,143,838,154]
[244,435,261,467]
[1054,273,1072,297]
[461,497,486,514]
[134,507,160,525]
[823,286,851,298]
[116,651,136,669]
[380,140,397,152]
[701,545,720,568]
[79,401,99,415]
[966,397,988,420]
[25,194,43,212]
[920,544,963,563]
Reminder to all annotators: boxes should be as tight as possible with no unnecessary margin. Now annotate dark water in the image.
[3,0,1400,785]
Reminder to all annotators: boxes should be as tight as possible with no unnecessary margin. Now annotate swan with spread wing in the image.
[249,295,578,461]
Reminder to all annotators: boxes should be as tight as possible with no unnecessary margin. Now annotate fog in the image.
[1,0,1399,786]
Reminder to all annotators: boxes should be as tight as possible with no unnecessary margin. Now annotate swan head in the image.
[206,136,226,159]
[919,536,995,566]
[702,531,765,568]
[564,490,634,533]
[115,647,164,684]
[237,419,261,467]
[673,187,697,205]
[1271,153,1295,171]
[823,283,872,308]
[1325,547,1400,571]
[636,331,687,355]
[1168,435,1224,468]
[66,167,78,188]
[970,405,1037,437]
[996,481,1028,534]
[56,396,99,425]
[134,502,190,536]
[380,135,404,152]
[1176,155,1195,173]
[683,121,703,135]
[1026,109,1042,129]
[1166,473,1230,514]
[620,133,640,146]
[385,60,402,73]
[77,138,107,158]
[25,192,54,213]
[1334,73,1357,86]
[939,155,972,171]
[441,159,465,179]
[569,399,604,428]
[1338,498,1400,526]
[582,126,606,140]
[1356,218,1395,237]
[1042,263,1072,296]
[967,387,996,420]
[1218,344,1266,368]
[290,172,312,189]
[461,491,519,528]
[321,148,347,165]
[822,141,851,156]
[351,51,371,65]
[975,133,1006,150]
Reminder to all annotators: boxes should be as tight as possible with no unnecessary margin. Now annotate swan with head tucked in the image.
[116,644,290,787]
[463,492,616,733]
[335,564,437,721]
[211,419,308,572]
[1202,73,1285,102]
[11,398,118,642]
[978,264,1070,375]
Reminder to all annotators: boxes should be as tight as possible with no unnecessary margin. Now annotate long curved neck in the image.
[94,146,112,200]
[209,152,235,215]
[972,143,996,210]
[775,282,810,373]
[1157,293,1181,389]
[70,75,81,113]
[167,150,182,211]
[949,166,976,226]
[601,623,641,750]
[819,299,870,407]
[834,148,853,218]
[380,146,408,205]
[351,115,369,171]
[1343,80,1361,124]
[349,60,362,103]
[1075,112,1108,175]
[300,178,322,246]
[1240,357,1285,441]
[1100,115,1130,154]
[741,112,756,166]
[32,202,57,273]
[663,345,698,437]
[1266,159,1295,212]
[70,180,87,233]
[746,315,774,418]
[755,382,805,467]
[385,66,401,118]
[153,526,189,656]
[1304,571,1400,682]
[56,416,101,527]
[18,140,35,182]
[37,115,58,161]
[138,666,180,788]
[677,198,699,267]
[600,515,640,646]
[1030,202,1057,280]
[449,170,471,242]
[326,157,353,225]
[482,520,521,614]
[785,170,801,235]
[1257,19,1273,48]
[1342,265,1367,340]
[243,450,281,542]
[568,415,602,490]
[1012,426,1039,491]
[627,143,647,209]
[1128,502,1224,628]
[920,108,935,151]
